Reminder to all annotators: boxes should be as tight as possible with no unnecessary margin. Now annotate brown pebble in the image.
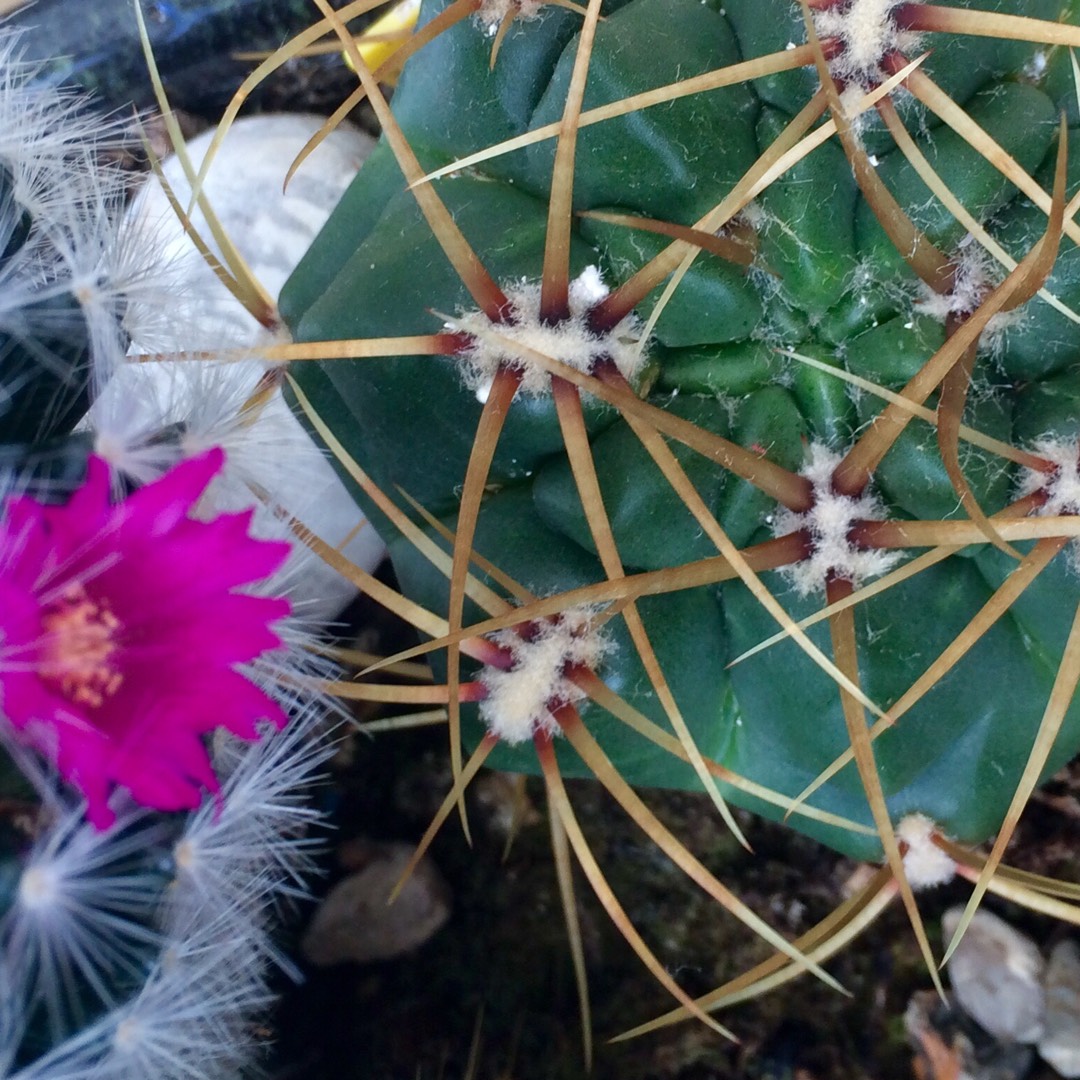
[301,841,451,966]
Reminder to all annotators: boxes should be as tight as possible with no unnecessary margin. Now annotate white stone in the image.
[1038,940,1080,1078]
[126,114,375,348]
[943,906,1046,1044]
[104,115,383,620]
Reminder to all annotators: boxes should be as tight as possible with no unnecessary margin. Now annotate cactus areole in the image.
[282,0,1080,861]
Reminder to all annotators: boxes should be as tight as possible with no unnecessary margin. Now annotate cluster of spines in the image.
[34,0,1070,1061]
[254,0,1080,1049]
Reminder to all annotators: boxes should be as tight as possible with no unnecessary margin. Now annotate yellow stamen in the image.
[342,0,421,78]
[40,583,123,708]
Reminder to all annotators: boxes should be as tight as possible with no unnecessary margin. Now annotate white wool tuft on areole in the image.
[1017,437,1080,517]
[478,607,611,744]
[453,266,646,402]
[475,0,546,35]
[812,0,924,87]
[897,813,957,889]
[1016,437,1080,567]
[772,443,903,597]
[913,238,1022,343]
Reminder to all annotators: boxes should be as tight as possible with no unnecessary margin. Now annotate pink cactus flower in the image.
[0,449,292,828]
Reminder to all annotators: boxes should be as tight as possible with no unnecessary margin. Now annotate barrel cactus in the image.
[0,27,330,1077]
[275,0,1080,1033]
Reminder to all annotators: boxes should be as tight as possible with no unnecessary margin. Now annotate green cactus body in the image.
[282,0,1080,862]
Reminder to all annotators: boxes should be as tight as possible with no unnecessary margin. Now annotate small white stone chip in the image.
[943,906,1046,1044]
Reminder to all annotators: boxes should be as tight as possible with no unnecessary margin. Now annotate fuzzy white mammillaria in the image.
[0,30,336,1080]
[95,114,385,621]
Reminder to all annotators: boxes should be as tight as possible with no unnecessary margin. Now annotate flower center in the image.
[39,583,123,708]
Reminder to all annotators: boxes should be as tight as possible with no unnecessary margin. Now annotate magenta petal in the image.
[198,672,290,738]
[0,445,295,829]
[146,511,291,590]
[112,724,220,811]
[68,453,111,515]
[83,793,117,831]
[123,765,205,813]
[140,669,288,738]
[100,524,291,608]
[41,455,112,539]
[51,725,117,827]
[0,499,50,588]
[145,594,290,662]
[0,576,85,740]
[119,448,225,537]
